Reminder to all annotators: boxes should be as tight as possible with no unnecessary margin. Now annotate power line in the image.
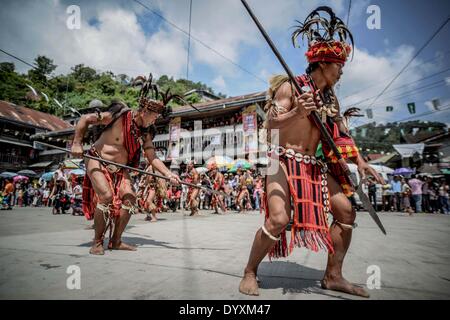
[389,104,450,122]
[366,16,450,109]
[341,50,450,101]
[186,0,192,80]
[370,81,446,106]
[132,0,266,83]
[0,48,38,70]
[346,0,352,27]
[343,67,450,109]
[352,103,450,128]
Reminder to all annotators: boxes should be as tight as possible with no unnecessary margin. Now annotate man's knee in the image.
[333,204,356,225]
[97,191,113,205]
[266,211,290,235]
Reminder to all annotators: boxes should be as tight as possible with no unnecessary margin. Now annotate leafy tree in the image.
[27,55,56,84]
[70,64,98,83]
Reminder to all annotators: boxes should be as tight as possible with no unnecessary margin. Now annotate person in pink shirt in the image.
[408,175,424,213]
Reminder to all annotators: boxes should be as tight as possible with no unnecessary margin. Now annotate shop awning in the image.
[0,138,33,148]
[29,161,54,168]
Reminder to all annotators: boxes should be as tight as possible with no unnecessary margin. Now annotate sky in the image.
[0,0,449,128]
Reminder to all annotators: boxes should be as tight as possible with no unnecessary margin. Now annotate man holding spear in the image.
[239,5,384,297]
[71,74,181,255]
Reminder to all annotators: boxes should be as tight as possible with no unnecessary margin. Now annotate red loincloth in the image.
[82,110,142,220]
[264,149,334,259]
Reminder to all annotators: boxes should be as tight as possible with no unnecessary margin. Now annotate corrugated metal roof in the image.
[0,100,73,131]
[172,91,266,115]
[31,91,267,138]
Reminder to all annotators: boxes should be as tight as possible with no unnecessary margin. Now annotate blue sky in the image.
[0,0,449,127]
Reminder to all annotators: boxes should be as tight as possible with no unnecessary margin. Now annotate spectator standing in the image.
[408,175,424,213]
[422,177,431,213]
[392,175,402,211]
[367,177,377,211]
[402,178,414,215]
[3,179,14,210]
[438,180,449,214]
[382,179,393,211]
[253,174,264,211]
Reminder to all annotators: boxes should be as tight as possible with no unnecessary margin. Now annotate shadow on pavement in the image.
[77,236,174,249]
[258,261,352,299]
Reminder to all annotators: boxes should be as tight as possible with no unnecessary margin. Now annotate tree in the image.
[70,64,97,82]
[28,55,57,83]
[0,62,15,73]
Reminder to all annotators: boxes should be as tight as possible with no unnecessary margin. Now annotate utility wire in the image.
[186,0,192,80]
[366,16,450,108]
[342,50,450,101]
[343,67,450,109]
[133,0,266,83]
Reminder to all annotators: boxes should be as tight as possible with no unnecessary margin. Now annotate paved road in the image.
[0,207,449,300]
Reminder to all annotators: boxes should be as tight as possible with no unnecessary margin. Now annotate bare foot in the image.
[321,276,370,298]
[108,241,137,251]
[150,218,158,223]
[89,241,105,255]
[239,272,260,296]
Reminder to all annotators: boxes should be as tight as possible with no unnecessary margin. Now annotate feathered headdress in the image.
[291,6,354,65]
[132,73,189,119]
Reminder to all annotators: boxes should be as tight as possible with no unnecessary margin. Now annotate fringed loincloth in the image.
[265,146,334,259]
[82,147,124,220]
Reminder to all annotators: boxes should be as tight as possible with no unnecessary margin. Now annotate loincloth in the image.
[82,147,125,220]
[264,145,334,259]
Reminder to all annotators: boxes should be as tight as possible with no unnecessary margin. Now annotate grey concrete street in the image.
[0,207,449,300]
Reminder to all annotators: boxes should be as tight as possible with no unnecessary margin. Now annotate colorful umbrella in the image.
[206,155,234,168]
[13,175,29,182]
[393,168,414,175]
[69,169,86,176]
[17,169,38,177]
[41,172,56,181]
[228,159,253,172]
[0,171,17,179]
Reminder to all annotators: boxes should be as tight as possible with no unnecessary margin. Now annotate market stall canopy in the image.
[29,161,53,168]
[393,144,425,158]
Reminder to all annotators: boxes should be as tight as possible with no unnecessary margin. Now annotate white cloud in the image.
[336,44,446,126]
[0,1,187,78]
[212,75,226,92]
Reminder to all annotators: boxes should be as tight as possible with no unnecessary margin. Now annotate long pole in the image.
[36,141,226,197]
[240,0,353,182]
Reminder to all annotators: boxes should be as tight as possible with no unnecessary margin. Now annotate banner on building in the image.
[167,117,181,160]
[242,104,258,154]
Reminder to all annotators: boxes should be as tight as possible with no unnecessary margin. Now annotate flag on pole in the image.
[407,102,416,114]
[386,106,394,112]
[431,99,440,110]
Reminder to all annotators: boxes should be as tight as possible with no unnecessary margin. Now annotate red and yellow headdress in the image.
[291,6,354,65]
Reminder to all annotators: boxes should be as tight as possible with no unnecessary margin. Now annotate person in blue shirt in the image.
[392,175,403,212]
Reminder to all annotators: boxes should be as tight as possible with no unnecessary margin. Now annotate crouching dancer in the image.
[239,7,384,297]
[71,74,181,255]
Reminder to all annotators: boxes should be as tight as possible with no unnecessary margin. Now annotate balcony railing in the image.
[0,153,28,166]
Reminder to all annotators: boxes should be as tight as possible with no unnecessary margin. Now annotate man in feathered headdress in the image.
[239,7,383,297]
[71,73,181,255]
[207,162,227,214]
[184,160,201,216]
